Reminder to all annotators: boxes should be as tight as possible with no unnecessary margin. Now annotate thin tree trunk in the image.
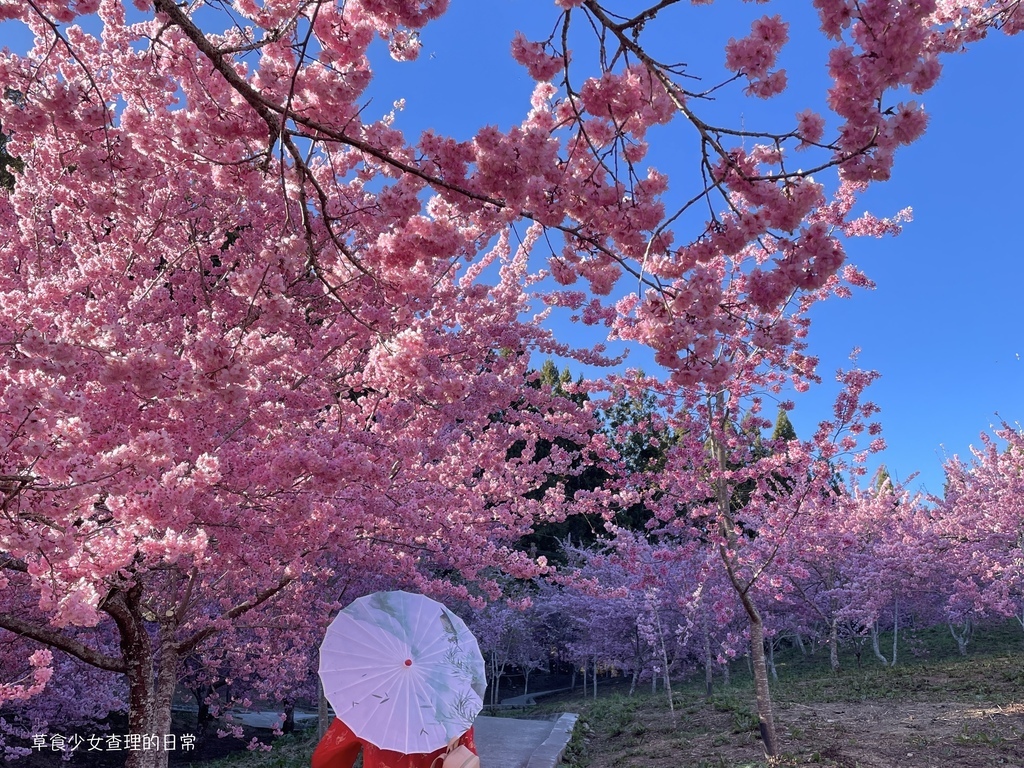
[716,509,780,759]
[767,636,777,681]
[708,397,778,765]
[891,599,899,666]
[632,630,644,698]
[318,680,329,740]
[491,655,502,706]
[794,632,806,656]
[704,622,714,698]
[871,621,891,666]
[746,605,780,759]
[949,617,973,656]
[658,615,674,717]
[828,618,841,673]
[192,685,214,730]
[710,396,780,762]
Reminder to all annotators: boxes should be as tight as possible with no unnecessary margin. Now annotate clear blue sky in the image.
[3,2,1022,497]
[359,2,1024,498]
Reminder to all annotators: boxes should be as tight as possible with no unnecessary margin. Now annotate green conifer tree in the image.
[771,408,797,442]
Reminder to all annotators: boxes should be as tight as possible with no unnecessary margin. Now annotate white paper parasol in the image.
[318,590,486,754]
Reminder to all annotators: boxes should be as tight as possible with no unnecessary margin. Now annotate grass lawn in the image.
[542,620,1024,767]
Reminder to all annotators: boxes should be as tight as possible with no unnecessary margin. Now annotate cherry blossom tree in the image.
[0,69,598,760]
[774,468,913,671]
[0,209,593,763]
[607,359,887,757]
[544,534,699,698]
[933,426,1024,636]
[0,637,126,762]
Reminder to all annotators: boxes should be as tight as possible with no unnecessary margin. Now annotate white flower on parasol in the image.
[318,590,486,754]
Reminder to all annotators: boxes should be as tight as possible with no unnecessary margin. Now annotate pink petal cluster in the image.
[511,32,564,82]
[725,15,790,98]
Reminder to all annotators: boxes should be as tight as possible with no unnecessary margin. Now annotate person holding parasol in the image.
[312,591,484,768]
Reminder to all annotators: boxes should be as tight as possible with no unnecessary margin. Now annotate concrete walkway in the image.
[221,709,319,730]
[498,688,574,707]
[475,714,578,768]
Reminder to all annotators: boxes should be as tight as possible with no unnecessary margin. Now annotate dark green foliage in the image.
[699,409,799,541]
[602,382,673,476]
[513,361,683,560]
[0,123,23,193]
[537,358,573,393]
[1,90,26,193]
[771,408,797,442]
[872,464,892,493]
[512,361,612,562]
[599,380,678,535]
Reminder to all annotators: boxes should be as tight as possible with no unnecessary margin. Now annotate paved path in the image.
[475,687,579,767]
[498,688,573,707]
[473,716,552,768]
[475,714,577,768]
[221,710,319,730]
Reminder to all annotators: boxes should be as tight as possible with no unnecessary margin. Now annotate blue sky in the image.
[359,2,1024,497]
[790,31,1024,498]
[3,2,1022,497]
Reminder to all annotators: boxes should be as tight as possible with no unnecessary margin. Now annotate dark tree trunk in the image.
[104,587,180,768]
[283,701,295,734]
[318,681,330,740]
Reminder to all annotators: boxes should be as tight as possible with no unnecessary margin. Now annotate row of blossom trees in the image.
[466,416,1024,693]
[460,406,1024,759]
